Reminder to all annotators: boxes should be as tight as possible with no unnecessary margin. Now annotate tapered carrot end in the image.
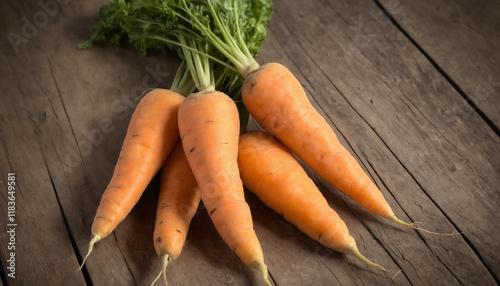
[253,260,272,286]
[345,244,386,272]
[77,234,101,271]
[389,215,456,236]
[392,269,402,280]
[151,254,171,286]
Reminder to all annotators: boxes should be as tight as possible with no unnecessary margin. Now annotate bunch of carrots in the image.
[79,0,450,285]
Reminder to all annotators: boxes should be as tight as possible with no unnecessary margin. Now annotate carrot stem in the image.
[389,215,456,236]
[146,36,238,73]
[345,243,386,272]
[77,234,101,271]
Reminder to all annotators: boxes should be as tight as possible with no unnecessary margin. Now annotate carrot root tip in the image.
[151,270,162,286]
[389,215,456,236]
[392,269,402,280]
[253,260,271,286]
[151,254,171,286]
[346,243,386,272]
[77,234,101,271]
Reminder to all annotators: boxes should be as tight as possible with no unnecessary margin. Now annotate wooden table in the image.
[1,0,499,285]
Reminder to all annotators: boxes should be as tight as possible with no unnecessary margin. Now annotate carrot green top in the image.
[171,0,273,78]
[78,0,273,94]
[79,0,273,132]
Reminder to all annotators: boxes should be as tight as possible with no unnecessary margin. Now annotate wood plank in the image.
[244,121,414,286]
[65,1,268,283]
[113,176,268,285]
[0,1,141,285]
[0,68,86,285]
[245,39,414,286]
[377,0,500,130]
[0,0,272,284]
[261,0,499,283]
[254,29,469,285]
[1,0,499,285]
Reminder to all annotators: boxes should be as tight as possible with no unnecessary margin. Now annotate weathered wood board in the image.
[378,0,500,131]
[0,0,498,285]
[263,0,500,283]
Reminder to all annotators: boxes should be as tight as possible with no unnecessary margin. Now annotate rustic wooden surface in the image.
[0,0,499,285]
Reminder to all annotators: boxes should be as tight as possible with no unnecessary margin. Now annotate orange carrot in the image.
[151,140,201,285]
[241,63,412,227]
[238,130,385,270]
[174,0,413,229]
[178,89,270,285]
[80,89,184,267]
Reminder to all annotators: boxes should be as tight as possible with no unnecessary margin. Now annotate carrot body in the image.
[151,140,201,285]
[242,63,392,219]
[238,130,384,270]
[92,89,184,239]
[154,139,201,259]
[178,90,267,272]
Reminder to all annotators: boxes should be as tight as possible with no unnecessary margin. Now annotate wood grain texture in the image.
[0,51,86,285]
[0,0,174,285]
[261,0,499,283]
[0,0,498,285]
[377,0,500,130]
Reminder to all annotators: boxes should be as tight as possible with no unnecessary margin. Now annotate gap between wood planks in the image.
[265,13,419,282]
[371,0,500,137]
[264,19,414,282]
[20,73,105,285]
[48,176,94,286]
[112,232,138,286]
[24,53,96,285]
[267,269,278,286]
[370,1,500,283]
[360,158,464,283]
[42,51,136,286]
[32,122,135,285]
[32,98,273,286]
[305,87,414,282]
[37,140,95,286]
[311,168,412,282]
[267,11,443,281]
[361,138,497,284]
[268,4,497,284]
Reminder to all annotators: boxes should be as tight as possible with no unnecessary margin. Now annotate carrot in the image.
[79,88,184,268]
[241,63,416,227]
[173,31,270,285]
[174,0,420,228]
[78,1,273,279]
[238,130,385,271]
[151,140,201,285]
[178,89,270,285]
